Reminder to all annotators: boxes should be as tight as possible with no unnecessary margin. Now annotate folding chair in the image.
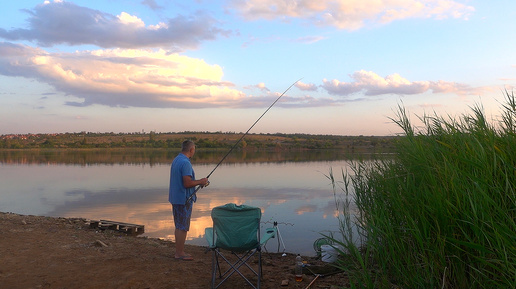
[205,203,277,289]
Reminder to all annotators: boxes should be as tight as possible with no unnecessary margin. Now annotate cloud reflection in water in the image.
[0,160,355,256]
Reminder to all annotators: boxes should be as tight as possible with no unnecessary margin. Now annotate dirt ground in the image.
[0,212,349,289]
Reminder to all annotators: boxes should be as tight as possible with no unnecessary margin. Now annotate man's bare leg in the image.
[175,228,188,258]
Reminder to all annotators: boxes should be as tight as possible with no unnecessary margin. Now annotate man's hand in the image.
[198,178,209,187]
[183,176,209,188]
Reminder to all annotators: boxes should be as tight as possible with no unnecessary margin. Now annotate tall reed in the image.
[331,90,516,288]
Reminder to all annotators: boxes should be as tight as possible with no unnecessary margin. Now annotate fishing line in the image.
[262,220,293,254]
[262,221,295,227]
[187,78,302,203]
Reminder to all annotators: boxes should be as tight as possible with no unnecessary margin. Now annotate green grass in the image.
[330,90,516,288]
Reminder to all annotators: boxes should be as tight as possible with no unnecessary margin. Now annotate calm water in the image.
[0,149,363,256]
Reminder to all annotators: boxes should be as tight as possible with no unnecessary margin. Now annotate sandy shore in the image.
[0,212,348,288]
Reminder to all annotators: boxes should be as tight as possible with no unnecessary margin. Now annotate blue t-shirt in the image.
[169,153,196,204]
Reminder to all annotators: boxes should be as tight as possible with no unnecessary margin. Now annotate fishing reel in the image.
[203,181,210,188]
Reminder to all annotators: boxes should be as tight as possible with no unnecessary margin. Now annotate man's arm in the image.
[183,175,209,188]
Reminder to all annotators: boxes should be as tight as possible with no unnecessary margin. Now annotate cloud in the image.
[0,42,337,109]
[295,81,318,91]
[322,70,485,97]
[245,82,270,92]
[141,0,164,11]
[0,0,228,50]
[292,35,326,44]
[229,0,474,30]
[0,42,485,109]
[239,93,339,108]
[0,42,244,108]
[0,41,487,109]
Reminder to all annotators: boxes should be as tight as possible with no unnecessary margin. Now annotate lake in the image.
[0,149,364,256]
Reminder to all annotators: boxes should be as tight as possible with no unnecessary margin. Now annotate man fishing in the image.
[169,79,299,261]
[169,140,209,260]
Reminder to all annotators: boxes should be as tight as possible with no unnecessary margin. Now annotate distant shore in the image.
[1,131,398,153]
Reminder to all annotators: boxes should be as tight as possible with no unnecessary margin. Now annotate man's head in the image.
[181,140,196,157]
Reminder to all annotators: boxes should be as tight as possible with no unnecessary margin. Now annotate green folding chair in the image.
[205,203,277,289]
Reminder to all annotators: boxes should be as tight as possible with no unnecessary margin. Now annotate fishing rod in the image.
[187,78,302,203]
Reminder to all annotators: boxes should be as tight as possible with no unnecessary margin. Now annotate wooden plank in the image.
[89,219,144,235]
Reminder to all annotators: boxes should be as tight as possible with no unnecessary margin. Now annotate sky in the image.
[0,0,515,136]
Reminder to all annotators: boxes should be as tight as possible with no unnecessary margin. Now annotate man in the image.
[169,140,209,260]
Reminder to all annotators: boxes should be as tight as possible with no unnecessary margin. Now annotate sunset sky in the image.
[1,0,515,136]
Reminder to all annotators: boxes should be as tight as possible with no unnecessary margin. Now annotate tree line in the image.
[0,131,397,152]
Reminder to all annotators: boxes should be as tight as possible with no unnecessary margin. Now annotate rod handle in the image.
[186,181,209,203]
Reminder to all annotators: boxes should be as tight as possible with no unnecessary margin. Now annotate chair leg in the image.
[211,249,218,289]
[215,250,222,278]
[213,249,261,289]
[257,249,262,289]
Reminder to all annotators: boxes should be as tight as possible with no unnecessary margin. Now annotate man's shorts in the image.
[172,202,193,231]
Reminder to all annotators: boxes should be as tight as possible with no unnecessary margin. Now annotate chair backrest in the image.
[211,203,261,251]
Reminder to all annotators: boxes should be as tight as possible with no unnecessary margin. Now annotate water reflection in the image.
[0,150,364,256]
[0,148,365,165]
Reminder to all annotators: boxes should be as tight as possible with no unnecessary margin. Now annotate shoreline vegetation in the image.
[0,131,397,152]
[0,133,397,166]
[329,90,516,288]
